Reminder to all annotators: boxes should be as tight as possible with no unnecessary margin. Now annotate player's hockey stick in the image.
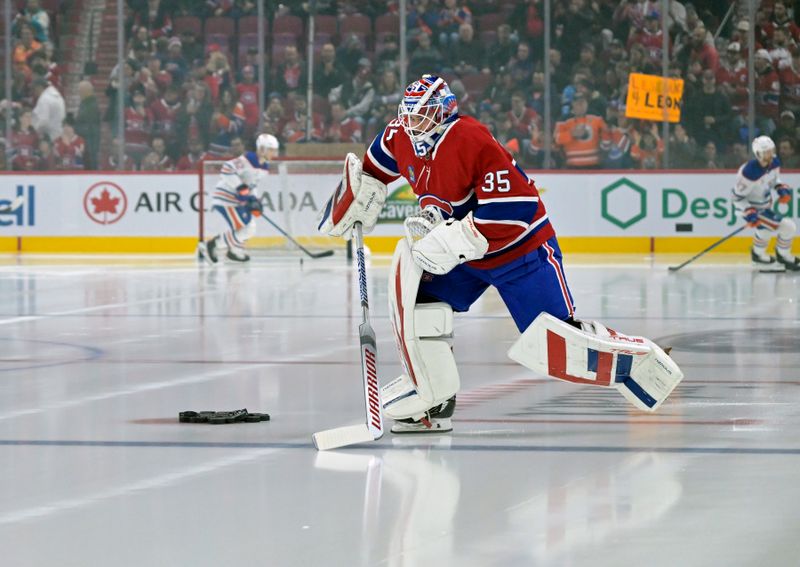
[259,214,334,259]
[313,222,383,450]
[668,225,747,272]
[0,196,24,214]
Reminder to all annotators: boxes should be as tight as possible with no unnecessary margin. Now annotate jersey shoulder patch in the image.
[245,151,268,170]
[741,159,765,181]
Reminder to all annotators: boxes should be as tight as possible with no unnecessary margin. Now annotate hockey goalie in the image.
[319,74,684,434]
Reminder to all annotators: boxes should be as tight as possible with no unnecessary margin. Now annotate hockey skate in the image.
[751,247,785,272]
[197,237,219,265]
[391,396,455,434]
[777,251,800,271]
[226,249,250,262]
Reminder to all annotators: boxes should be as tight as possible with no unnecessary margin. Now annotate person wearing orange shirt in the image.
[554,93,611,168]
[13,24,42,73]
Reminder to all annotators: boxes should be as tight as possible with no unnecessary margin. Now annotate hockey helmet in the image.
[397,75,458,147]
[256,133,280,151]
[752,135,775,162]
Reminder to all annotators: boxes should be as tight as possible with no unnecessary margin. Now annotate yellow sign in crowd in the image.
[626,73,685,123]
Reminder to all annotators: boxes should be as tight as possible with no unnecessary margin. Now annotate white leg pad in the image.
[383,239,460,420]
[508,313,684,412]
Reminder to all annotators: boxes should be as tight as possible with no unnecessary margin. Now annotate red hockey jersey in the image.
[54,135,85,170]
[10,129,39,170]
[236,83,260,129]
[780,65,800,111]
[363,115,555,269]
[149,98,181,141]
[125,106,152,152]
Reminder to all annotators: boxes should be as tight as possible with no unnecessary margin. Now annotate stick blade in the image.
[312,423,374,451]
[311,250,335,259]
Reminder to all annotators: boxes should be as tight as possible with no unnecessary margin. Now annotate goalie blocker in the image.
[317,153,388,240]
[509,313,683,412]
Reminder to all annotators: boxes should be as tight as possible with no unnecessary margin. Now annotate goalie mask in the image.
[398,75,458,156]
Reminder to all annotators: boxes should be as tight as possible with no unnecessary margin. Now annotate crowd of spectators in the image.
[3,0,800,171]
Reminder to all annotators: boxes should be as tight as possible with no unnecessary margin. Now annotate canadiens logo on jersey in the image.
[407,165,416,184]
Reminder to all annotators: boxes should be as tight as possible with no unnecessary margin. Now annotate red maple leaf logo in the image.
[91,188,119,214]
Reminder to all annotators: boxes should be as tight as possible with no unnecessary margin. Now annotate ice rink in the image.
[1,251,799,567]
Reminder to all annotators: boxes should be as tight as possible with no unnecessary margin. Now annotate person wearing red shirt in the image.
[36,138,56,171]
[631,127,665,169]
[754,49,781,127]
[280,96,323,143]
[716,42,749,119]
[176,138,209,171]
[102,138,136,171]
[149,85,182,152]
[53,117,86,170]
[236,65,260,136]
[125,87,153,165]
[628,11,671,69]
[323,102,363,143]
[10,108,39,171]
[779,49,800,114]
[274,45,306,95]
[141,136,175,171]
[686,24,720,72]
[507,91,540,142]
[766,1,800,43]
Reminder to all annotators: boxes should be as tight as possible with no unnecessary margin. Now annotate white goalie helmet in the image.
[397,74,459,148]
[752,135,775,162]
[256,133,280,151]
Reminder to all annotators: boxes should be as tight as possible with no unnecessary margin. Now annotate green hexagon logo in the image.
[601,178,647,229]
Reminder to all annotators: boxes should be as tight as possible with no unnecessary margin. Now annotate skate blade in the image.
[754,266,786,273]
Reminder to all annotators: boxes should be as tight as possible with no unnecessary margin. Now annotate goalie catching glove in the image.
[318,152,388,240]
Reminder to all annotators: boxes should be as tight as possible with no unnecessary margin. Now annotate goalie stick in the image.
[0,196,24,214]
[313,222,384,450]
[667,225,747,272]
[259,214,334,259]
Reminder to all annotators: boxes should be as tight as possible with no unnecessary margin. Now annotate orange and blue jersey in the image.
[211,151,269,209]
[732,156,782,212]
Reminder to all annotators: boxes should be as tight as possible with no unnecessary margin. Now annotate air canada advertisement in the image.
[0,172,797,238]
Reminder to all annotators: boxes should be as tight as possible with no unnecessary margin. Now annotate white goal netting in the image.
[198,159,347,256]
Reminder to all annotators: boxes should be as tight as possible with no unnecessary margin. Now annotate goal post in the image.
[198,158,347,256]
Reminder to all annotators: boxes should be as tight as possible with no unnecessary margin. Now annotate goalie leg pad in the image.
[383,239,460,420]
[508,313,684,412]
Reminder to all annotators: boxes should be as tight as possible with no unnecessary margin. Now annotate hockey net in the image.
[198,159,347,256]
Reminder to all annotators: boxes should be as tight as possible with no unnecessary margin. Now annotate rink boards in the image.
[0,170,798,254]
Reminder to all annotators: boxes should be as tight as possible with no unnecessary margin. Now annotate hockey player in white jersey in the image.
[732,135,800,271]
[198,134,279,264]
